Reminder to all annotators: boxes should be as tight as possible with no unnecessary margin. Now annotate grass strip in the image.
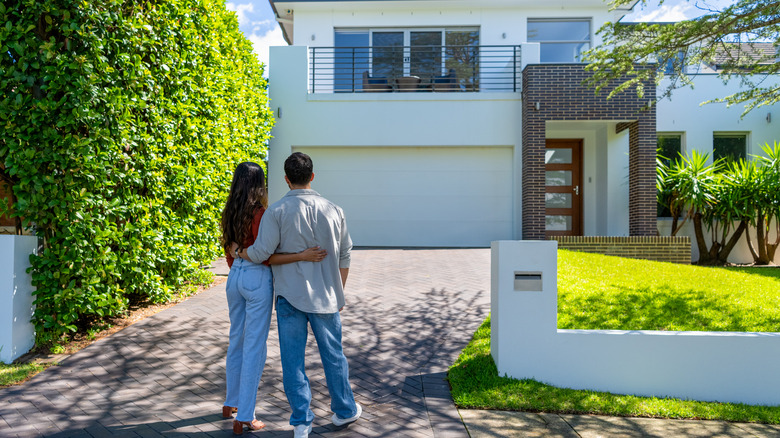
[449,317,780,424]
[0,362,51,387]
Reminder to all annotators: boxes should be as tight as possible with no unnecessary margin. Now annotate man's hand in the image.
[299,246,327,262]
[338,268,349,312]
[340,268,349,288]
[230,242,240,258]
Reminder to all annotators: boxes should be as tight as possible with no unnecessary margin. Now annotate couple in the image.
[219,152,361,437]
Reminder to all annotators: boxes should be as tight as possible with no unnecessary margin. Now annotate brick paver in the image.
[1,249,490,437]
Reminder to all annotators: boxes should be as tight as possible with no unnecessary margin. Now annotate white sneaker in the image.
[332,402,362,426]
[293,423,312,438]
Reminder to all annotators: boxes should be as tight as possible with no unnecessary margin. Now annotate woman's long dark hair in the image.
[220,162,268,253]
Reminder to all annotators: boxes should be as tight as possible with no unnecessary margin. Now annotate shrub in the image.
[658,145,780,265]
[0,0,273,346]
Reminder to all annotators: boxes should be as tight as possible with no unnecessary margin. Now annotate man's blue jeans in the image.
[276,296,358,426]
[225,259,274,422]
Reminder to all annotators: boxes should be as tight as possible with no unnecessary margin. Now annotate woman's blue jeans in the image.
[224,259,274,422]
[275,296,358,426]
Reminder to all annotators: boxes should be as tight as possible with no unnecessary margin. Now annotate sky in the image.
[225,0,739,69]
[225,1,284,71]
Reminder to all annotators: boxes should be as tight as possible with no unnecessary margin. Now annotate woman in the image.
[220,162,325,435]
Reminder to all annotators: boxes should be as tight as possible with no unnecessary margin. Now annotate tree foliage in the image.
[658,144,780,265]
[745,143,780,264]
[657,151,737,265]
[585,0,780,114]
[0,0,273,346]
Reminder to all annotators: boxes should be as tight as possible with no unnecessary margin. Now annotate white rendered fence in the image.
[491,240,780,406]
[0,235,37,363]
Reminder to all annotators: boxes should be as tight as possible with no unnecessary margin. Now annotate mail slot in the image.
[514,271,542,291]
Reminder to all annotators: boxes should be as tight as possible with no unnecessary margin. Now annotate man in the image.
[235,152,361,438]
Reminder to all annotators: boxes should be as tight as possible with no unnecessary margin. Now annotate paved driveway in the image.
[1,249,491,437]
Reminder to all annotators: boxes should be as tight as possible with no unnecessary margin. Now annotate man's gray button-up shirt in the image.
[246,189,352,314]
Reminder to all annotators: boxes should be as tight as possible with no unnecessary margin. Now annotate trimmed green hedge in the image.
[0,0,273,346]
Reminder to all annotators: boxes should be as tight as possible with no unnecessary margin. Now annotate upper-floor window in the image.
[713,133,747,166]
[659,50,686,75]
[527,19,590,63]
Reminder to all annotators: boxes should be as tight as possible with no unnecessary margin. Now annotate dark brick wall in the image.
[521,64,657,239]
[552,236,692,264]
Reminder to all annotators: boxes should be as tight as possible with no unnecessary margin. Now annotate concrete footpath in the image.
[459,409,780,437]
[1,249,778,437]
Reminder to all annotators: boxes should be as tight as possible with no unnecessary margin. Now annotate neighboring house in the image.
[708,42,777,72]
[265,0,779,258]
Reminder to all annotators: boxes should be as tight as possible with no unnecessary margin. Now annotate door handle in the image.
[574,185,580,195]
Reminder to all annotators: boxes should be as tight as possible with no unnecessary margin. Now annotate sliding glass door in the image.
[371,31,404,78]
[336,28,479,89]
[410,31,442,79]
[370,29,476,79]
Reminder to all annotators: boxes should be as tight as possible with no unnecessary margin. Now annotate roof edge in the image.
[268,1,293,45]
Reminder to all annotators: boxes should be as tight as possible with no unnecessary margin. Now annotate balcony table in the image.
[395,76,421,92]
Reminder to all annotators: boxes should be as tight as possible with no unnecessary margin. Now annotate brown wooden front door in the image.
[545,139,583,237]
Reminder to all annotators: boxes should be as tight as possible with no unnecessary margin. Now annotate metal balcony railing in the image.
[309,45,522,93]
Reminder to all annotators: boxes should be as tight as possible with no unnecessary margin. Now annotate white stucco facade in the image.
[656,75,780,160]
[267,0,780,258]
[0,235,37,364]
[274,0,625,49]
[268,45,527,246]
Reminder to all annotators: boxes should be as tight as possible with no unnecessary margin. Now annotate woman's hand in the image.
[299,246,327,262]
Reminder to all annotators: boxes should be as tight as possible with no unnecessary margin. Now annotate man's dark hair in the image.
[284,152,314,186]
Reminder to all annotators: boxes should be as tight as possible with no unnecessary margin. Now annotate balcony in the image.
[309,45,523,94]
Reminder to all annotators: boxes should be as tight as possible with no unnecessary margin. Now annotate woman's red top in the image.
[225,207,268,268]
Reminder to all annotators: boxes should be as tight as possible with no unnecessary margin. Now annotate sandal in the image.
[233,419,265,435]
[222,406,238,418]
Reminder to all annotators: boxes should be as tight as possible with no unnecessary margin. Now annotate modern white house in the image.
[264,0,779,261]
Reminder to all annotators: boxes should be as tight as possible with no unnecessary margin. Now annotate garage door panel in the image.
[312,147,507,172]
[348,220,513,247]
[313,169,513,197]
[297,147,513,247]
[338,195,512,222]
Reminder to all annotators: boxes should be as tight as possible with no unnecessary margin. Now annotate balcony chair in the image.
[362,71,392,92]
[432,68,459,92]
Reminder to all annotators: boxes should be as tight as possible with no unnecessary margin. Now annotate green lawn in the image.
[449,250,780,424]
[557,250,780,332]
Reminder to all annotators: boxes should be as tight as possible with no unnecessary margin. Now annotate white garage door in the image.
[296,146,514,247]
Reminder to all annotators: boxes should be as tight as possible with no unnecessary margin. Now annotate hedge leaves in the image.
[1,0,273,345]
